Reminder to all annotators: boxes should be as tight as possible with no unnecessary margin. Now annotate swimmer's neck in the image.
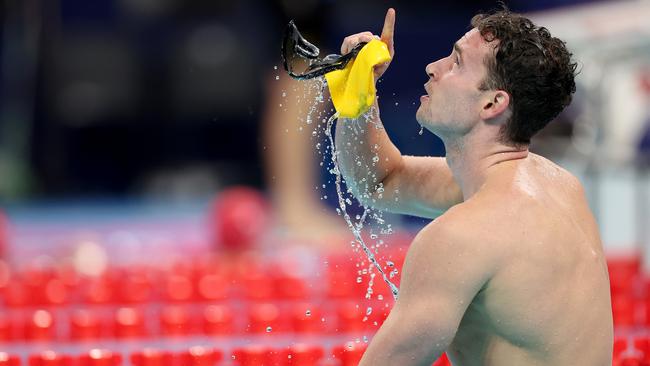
[444,131,529,200]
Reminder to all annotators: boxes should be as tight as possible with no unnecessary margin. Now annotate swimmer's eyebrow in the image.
[453,42,464,62]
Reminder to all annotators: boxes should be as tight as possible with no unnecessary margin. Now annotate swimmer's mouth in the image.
[281,20,366,80]
[421,83,434,100]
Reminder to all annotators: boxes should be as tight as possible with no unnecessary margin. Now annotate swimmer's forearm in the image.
[360,311,449,366]
[335,99,403,206]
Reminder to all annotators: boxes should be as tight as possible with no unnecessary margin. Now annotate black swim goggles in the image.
[281,20,366,80]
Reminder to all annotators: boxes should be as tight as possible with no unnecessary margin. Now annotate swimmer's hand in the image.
[340,8,395,81]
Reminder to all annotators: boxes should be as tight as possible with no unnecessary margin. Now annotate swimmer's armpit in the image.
[281,20,366,80]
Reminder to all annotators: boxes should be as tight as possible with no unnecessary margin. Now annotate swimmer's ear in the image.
[480,90,510,123]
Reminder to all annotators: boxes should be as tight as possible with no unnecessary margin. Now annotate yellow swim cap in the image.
[325,39,392,119]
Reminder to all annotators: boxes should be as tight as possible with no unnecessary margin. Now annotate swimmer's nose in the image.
[425,62,437,81]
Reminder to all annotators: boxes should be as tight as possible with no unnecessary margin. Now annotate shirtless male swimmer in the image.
[334,7,613,366]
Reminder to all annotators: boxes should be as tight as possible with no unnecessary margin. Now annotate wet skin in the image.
[334,8,613,366]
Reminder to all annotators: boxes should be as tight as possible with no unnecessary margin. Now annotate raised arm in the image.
[335,9,463,218]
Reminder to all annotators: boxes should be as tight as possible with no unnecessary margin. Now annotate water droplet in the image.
[266,326,272,332]
[378,294,383,300]
[372,156,379,163]
[366,307,373,315]
[305,310,311,316]
[281,92,286,97]
[273,66,278,70]
[356,276,362,283]
[418,125,424,135]
[395,102,399,106]
[386,261,394,267]
[275,75,280,80]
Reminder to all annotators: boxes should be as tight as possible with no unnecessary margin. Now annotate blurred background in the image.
[2,0,648,249]
[1,0,650,364]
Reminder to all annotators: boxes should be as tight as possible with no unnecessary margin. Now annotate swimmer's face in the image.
[416,28,496,137]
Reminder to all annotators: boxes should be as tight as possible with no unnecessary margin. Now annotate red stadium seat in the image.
[3,282,30,308]
[163,274,194,302]
[614,337,629,361]
[202,305,234,335]
[274,273,309,300]
[82,277,114,304]
[0,313,16,341]
[290,303,326,334]
[608,255,641,298]
[241,272,275,301]
[77,349,122,366]
[159,305,195,336]
[332,342,368,366]
[113,307,147,338]
[336,301,369,333]
[24,309,56,341]
[196,273,230,301]
[28,351,72,366]
[617,354,644,366]
[231,345,281,366]
[612,295,637,327]
[247,303,287,334]
[174,346,222,366]
[117,269,155,304]
[130,349,173,366]
[282,344,324,366]
[0,352,20,366]
[69,309,105,340]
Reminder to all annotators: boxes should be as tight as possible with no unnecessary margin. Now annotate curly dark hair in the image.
[471,9,578,145]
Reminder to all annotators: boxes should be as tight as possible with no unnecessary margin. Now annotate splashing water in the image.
[324,112,400,300]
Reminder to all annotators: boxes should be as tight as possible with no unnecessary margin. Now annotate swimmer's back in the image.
[446,153,613,365]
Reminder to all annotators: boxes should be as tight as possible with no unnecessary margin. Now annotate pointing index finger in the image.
[381,8,395,54]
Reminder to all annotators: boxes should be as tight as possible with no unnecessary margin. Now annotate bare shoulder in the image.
[529,153,584,193]
[408,200,507,275]
[399,201,507,309]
